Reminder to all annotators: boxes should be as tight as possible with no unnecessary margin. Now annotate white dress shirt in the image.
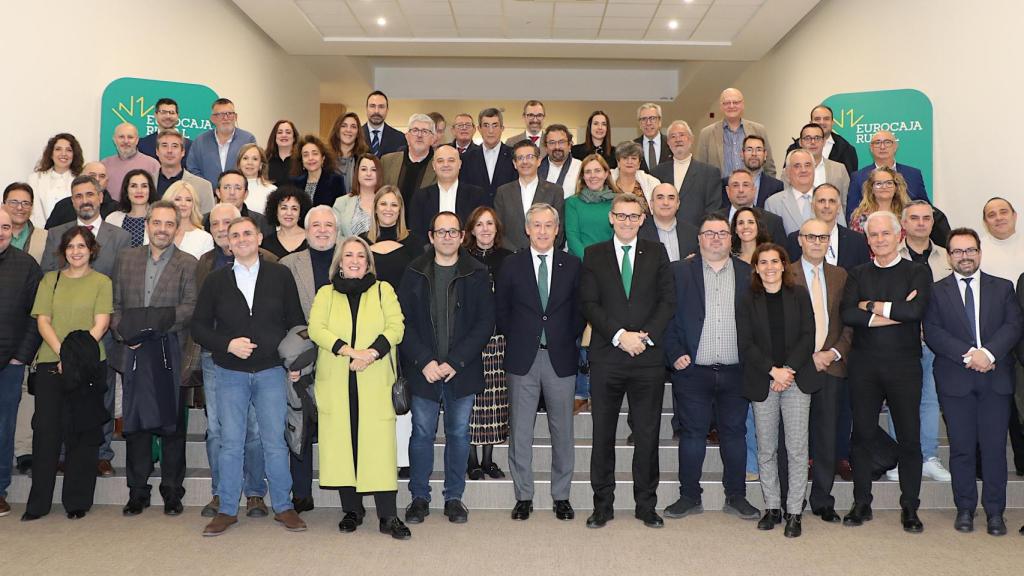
[813,157,828,189]
[826,224,839,266]
[217,130,237,172]
[438,180,459,214]
[530,246,554,296]
[482,143,500,182]
[610,235,652,346]
[519,177,539,215]
[645,133,663,168]
[953,270,994,362]
[822,134,835,161]
[233,257,260,312]
[801,257,842,360]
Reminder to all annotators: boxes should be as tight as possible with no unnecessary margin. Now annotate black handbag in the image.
[378,284,410,415]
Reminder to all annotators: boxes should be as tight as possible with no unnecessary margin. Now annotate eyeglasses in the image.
[546,139,568,147]
[872,180,896,189]
[408,128,433,137]
[4,199,32,209]
[156,109,177,116]
[870,139,895,148]
[639,116,661,124]
[611,212,643,223]
[431,228,461,238]
[949,247,980,258]
[800,135,824,143]
[800,233,830,244]
[212,111,237,119]
[452,123,474,130]
[699,230,731,240]
[524,113,545,120]
[721,100,743,107]
[514,154,537,162]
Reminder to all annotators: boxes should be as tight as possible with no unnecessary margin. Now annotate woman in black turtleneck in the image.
[462,206,513,480]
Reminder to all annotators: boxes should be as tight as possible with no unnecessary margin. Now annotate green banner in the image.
[823,89,933,198]
[99,77,219,158]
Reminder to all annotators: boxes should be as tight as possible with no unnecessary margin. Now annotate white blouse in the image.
[28,168,75,228]
[245,179,277,216]
[177,228,215,259]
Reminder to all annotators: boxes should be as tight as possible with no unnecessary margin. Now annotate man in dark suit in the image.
[363,90,405,157]
[137,98,192,163]
[461,108,518,204]
[408,145,486,237]
[720,135,783,209]
[450,113,480,156]
[200,171,273,237]
[639,183,699,262]
[44,162,118,230]
[495,140,565,252]
[111,200,197,516]
[496,203,584,521]
[650,120,721,227]
[786,183,870,271]
[634,103,672,173]
[923,228,1023,536]
[784,105,858,176]
[787,218,853,523]
[662,213,760,522]
[846,129,928,221]
[580,194,675,529]
[720,169,786,244]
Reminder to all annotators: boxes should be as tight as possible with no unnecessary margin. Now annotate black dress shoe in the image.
[66,510,87,519]
[405,498,430,524]
[757,509,782,530]
[398,467,410,479]
[511,500,533,520]
[953,509,974,533]
[901,507,924,533]
[586,509,613,529]
[122,498,150,516]
[21,512,43,521]
[843,503,872,526]
[553,500,575,521]
[292,497,314,514]
[467,466,485,480]
[784,514,802,538]
[636,509,664,528]
[164,499,184,516]
[444,499,469,523]
[664,497,703,519]
[338,510,365,532]
[482,462,506,479]
[812,507,841,523]
[379,517,411,540]
[987,515,1007,536]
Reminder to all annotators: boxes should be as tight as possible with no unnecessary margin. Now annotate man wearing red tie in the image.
[506,100,547,158]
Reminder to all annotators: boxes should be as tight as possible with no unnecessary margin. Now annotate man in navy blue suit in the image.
[846,130,928,221]
[496,203,584,522]
[923,228,1023,536]
[720,135,783,209]
[460,108,518,204]
[363,91,406,157]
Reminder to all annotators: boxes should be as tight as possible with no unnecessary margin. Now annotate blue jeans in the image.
[887,344,938,459]
[202,351,266,498]
[0,363,25,497]
[408,389,475,502]
[213,365,291,516]
[575,345,590,399]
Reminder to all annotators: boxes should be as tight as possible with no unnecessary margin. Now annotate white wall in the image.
[2,0,319,186]
[727,0,1024,232]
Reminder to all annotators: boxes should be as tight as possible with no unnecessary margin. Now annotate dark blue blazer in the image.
[923,273,1023,396]
[460,143,518,204]
[407,182,487,238]
[662,255,751,371]
[363,123,406,157]
[290,171,346,208]
[495,249,584,377]
[138,132,191,163]
[785,224,870,271]
[846,162,928,221]
[719,172,784,209]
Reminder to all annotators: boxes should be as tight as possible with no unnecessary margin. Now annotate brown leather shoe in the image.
[246,496,268,518]
[97,460,114,478]
[0,495,10,517]
[573,399,589,415]
[836,459,853,481]
[274,509,308,532]
[202,514,238,536]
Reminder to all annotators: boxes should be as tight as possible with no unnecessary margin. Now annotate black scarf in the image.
[332,272,376,295]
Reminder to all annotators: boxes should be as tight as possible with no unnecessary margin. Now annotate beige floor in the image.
[5,506,1024,575]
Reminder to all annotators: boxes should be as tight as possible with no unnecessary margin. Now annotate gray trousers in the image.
[752,384,811,515]
[508,350,575,501]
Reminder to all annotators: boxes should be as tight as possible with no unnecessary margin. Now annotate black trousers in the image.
[590,362,664,513]
[849,353,922,509]
[26,362,104,516]
[809,374,842,511]
[336,370,398,519]
[125,388,188,502]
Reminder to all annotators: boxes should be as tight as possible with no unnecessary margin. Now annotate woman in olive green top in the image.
[23,226,112,521]
[564,154,622,259]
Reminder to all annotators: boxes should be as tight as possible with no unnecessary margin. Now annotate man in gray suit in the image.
[797,123,850,208]
[695,88,776,178]
[650,121,722,227]
[495,140,565,252]
[41,175,131,477]
[766,149,847,236]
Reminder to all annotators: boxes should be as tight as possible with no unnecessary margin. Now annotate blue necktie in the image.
[371,130,381,156]
[538,254,548,346]
[962,277,977,347]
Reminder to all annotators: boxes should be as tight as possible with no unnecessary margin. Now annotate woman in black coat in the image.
[737,242,817,538]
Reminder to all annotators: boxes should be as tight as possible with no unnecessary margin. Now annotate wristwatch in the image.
[866,300,876,314]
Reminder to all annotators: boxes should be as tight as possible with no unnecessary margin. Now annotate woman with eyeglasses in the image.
[105,169,158,247]
[237,143,277,215]
[737,243,816,538]
[849,167,911,234]
[571,111,617,169]
[266,120,300,186]
[328,112,371,195]
[565,154,621,259]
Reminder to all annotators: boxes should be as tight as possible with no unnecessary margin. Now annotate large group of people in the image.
[2,88,1024,544]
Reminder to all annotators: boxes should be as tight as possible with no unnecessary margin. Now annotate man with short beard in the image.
[381,114,438,209]
[363,90,406,157]
[44,162,119,230]
[187,98,257,187]
[101,123,160,201]
[138,97,193,161]
[538,124,581,199]
[720,135,783,209]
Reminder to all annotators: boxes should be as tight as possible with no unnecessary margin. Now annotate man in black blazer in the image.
[496,203,584,521]
[495,140,565,252]
[923,229,1023,536]
[580,194,675,529]
[363,90,405,157]
[408,145,487,237]
[638,182,699,262]
[786,183,870,270]
[662,213,760,522]
[460,108,518,204]
[720,135,784,209]
[784,105,859,177]
[650,120,722,227]
[634,103,672,173]
[450,113,480,156]
[720,169,787,245]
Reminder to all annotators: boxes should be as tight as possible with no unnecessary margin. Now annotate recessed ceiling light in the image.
[376,17,387,26]
[683,0,694,4]
[668,20,679,30]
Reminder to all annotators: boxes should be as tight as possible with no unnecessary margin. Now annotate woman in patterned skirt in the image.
[463,206,512,479]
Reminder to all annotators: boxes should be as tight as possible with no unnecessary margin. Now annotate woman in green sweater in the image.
[565,154,622,259]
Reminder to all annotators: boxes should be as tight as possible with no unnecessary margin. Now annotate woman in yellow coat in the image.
[308,235,409,539]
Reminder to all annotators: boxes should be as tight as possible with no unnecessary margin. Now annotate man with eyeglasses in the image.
[462,108,518,203]
[846,130,928,223]
[495,140,565,252]
[408,144,486,237]
[505,100,547,157]
[201,170,273,237]
[138,97,192,162]
[785,105,858,177]
[663,212,760,523]
[538,124,581,199]
[923,228,1022,536]
[44,162,119,230]
[579,194,674,529]
[720,169,786,245]
[695,88,776,178]
[363,91,406,157]
[785,183,868,272]
[187,98,257,187]
[400,211,494,525]
[794,123,850,206]
[720,135,783,209]
[650,120,722,227]
[381,114,438,210]
[102,123,160,201]
[633,103,672,173]
[449,113,480,156]
[4,183,47,263]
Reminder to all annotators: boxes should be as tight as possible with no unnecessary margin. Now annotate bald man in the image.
[101,123,160,201]
[846,130,929,222]
[695,88,776,178]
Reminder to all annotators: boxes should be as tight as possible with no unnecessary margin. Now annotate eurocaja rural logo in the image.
[100,77,218,158]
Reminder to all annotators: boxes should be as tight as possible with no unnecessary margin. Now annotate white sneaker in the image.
[885,467,899,481]
[923,457,952,481]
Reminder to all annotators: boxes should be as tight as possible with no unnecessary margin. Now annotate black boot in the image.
[481,444,505,479]
[467,446,484,480]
